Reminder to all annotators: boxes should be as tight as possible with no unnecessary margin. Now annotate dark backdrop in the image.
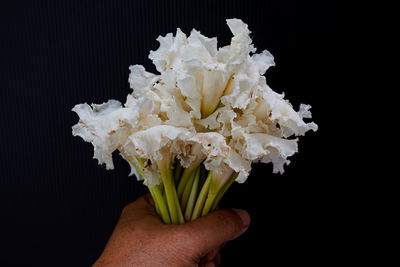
[1,0,347,266]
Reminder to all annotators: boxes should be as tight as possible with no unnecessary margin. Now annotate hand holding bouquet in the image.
[72,19,317,224]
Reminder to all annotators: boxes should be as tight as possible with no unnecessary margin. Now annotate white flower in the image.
[72,100,139,169]
[73,18,317,184]
[72,18,319,224]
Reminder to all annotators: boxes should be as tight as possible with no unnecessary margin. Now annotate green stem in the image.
[131,159,164,217]
[184,168,200,221]
[174,193,183,223]
[149,187,161,216]
[211,173,238,211]
[177,166,196,199]
[149,185,171,224]
[202,192,218,216]
[181,166,199,211]
[162,185,168,206]
[191,171,212,221]
[203,172,238,216]
[119,152,170,223]
[160,167,184,224]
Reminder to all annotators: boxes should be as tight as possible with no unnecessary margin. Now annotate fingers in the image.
[119,194,162,227]
[204,246,221,261]
[180,208,250,256]
[199,252,221,267]
[200,241,224,266]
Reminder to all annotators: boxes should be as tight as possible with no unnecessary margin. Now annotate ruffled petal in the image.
[128,65,159,98]
[244,133,298,174]
[72,100,139,169]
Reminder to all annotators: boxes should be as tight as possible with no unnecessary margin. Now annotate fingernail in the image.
[231,208,250,229]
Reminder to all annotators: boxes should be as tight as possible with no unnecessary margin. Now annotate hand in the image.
[93,194,250,267]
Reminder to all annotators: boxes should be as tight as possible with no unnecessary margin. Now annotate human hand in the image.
[93,194,250,267]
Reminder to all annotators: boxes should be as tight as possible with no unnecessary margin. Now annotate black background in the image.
[1,0,349,266]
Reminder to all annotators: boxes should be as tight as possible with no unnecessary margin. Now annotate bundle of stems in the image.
[123,152,237,224]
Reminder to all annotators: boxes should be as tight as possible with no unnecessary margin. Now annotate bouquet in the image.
[72,19,317,224]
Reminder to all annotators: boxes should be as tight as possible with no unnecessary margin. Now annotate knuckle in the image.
[121,202,134,214]
[176,225,197,245]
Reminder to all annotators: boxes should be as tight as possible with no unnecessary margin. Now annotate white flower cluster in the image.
[72,19,317,186]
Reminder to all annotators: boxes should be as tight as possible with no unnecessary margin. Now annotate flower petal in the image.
[72,100,138,169]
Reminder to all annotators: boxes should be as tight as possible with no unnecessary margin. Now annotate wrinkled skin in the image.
[93,194,250,267]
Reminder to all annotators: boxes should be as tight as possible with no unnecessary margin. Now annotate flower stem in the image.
[184,167,200,221]
[180,166,199,211]
[191,171,212,221]
[117,150,171,223]
[210,172,238,211]
[201,172,219,216]
[202,192,218,216]
[160,167,184,224]
[202,170,236,216]
[148,185,171,224]
[149,187,161,216]
[177,166,196,199]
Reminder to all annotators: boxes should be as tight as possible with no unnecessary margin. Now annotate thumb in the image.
[181,209,250,256]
